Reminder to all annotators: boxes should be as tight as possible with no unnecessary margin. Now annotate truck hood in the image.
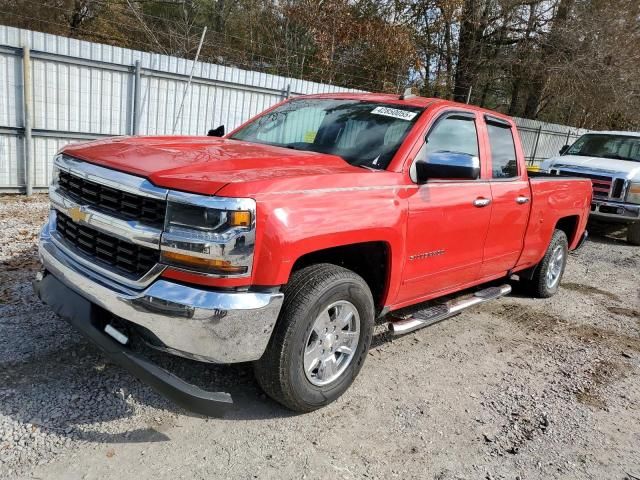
[61,136,359,195]
[542,154,640,180]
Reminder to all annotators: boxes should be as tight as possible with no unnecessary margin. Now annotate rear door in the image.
[480,116,531,278]
[398,110,493,304]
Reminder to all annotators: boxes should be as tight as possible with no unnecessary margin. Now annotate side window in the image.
[487,122,518,178]
[424,116,479,158]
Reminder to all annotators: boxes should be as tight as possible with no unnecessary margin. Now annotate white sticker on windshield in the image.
[371,106,417,121]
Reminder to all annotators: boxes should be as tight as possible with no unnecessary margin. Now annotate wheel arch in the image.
[289,241,391,312]
[554,215,580,247]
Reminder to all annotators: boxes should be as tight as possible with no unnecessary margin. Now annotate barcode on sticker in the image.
[371,106,417,121]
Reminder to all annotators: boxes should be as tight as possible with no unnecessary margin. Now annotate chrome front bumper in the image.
[37,222,283,364]
[590,200,640,222]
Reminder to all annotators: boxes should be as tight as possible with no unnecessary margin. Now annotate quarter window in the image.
[487,123,518,178]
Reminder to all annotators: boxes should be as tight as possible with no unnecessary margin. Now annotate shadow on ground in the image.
[585,219,630,245]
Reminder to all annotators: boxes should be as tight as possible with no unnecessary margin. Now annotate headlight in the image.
[627,182,640,204]
[165,202,251,235]
[160,193,256,276]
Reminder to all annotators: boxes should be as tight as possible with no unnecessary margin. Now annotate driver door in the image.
[398,111,492,304]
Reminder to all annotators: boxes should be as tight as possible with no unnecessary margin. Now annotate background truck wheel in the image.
[523,229,569,298]
[254,263,374,412]
[627,222,640,246]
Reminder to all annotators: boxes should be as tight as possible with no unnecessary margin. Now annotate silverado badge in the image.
[409,249,445,261]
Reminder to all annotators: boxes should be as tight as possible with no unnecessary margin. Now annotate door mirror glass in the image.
[208,125,225,137]
[559,144,570,155]
[415,151,480,183]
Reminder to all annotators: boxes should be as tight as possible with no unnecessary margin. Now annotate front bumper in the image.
[37,221,283,364]
[590,199,640,223]
[33,272,233,416]
[34,221,284,415]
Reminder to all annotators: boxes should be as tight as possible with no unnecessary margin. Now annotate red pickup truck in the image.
[33,93,591,414]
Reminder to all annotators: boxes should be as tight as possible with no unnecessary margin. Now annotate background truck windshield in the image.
[231,99,424,170]
[567,134,640,162]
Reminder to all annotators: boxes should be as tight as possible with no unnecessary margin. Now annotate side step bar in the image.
[388,284,512,336]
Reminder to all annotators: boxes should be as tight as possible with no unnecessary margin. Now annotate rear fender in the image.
[515,178,591,270]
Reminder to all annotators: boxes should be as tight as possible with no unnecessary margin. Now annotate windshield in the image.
[566,134,640,162]
[230,99,424,170]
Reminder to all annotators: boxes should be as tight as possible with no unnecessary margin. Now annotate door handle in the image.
[516,196,530,204]
[473,197,491,207]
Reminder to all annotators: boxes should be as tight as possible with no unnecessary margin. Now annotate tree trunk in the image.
[523,0,574,118]
[453,0,491,103]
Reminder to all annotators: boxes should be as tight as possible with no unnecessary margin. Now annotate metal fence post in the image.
[22,42,33,196]
[132,60,141,135]
[530,126,542,166]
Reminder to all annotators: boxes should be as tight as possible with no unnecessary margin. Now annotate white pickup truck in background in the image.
[541,131,640,245]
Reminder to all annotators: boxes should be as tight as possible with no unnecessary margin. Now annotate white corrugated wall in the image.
[0,25,590,191]
[0,25,359,191]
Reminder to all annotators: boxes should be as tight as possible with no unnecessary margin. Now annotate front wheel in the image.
[523,229,569,298]
[254,264,374,412]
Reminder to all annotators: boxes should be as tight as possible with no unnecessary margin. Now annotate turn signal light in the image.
[162,251,248,275]
[229,210,251,228]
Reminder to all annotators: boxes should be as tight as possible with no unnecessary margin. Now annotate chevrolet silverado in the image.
[33,93,591,414]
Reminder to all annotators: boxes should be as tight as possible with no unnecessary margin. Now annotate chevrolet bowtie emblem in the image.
[68,206,89,223]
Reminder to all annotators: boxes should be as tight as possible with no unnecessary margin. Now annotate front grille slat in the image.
[58,171,166,227]
[56,212,159,279]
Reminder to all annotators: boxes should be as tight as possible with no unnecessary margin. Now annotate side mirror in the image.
[414,151,480,183]
[207,125,225,137]
[559,144,570,155]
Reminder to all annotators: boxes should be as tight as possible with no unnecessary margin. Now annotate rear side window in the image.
[487,123,518,178]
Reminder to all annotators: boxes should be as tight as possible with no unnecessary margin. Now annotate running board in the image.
[388,284,512,336]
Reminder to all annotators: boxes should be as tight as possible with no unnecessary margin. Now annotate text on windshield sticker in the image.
[371,106,417,121]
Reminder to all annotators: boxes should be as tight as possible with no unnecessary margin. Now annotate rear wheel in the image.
[254,264,374,412]
[523,229,568,298]
[627,222,640,246]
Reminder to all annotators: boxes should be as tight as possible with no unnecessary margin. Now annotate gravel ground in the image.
[1,194,639,480]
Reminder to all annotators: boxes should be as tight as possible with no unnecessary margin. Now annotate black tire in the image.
[254,263,374,412]
[523,229,569,298]
[627,222,640,246]
[521,230,569,298]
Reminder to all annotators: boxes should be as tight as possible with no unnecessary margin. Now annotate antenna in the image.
[172,26,208,134]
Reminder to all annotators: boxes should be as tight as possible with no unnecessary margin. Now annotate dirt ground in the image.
[1,194,639,480]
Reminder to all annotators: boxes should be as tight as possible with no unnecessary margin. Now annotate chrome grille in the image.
[55,211,159,278]
[554,170,614,199]
[58,170,166,227]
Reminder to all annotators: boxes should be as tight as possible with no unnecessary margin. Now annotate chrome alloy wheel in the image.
[546,245,565,289]
[303,300,360,386]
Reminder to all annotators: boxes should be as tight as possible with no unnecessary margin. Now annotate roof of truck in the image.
[300,92,513,121]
